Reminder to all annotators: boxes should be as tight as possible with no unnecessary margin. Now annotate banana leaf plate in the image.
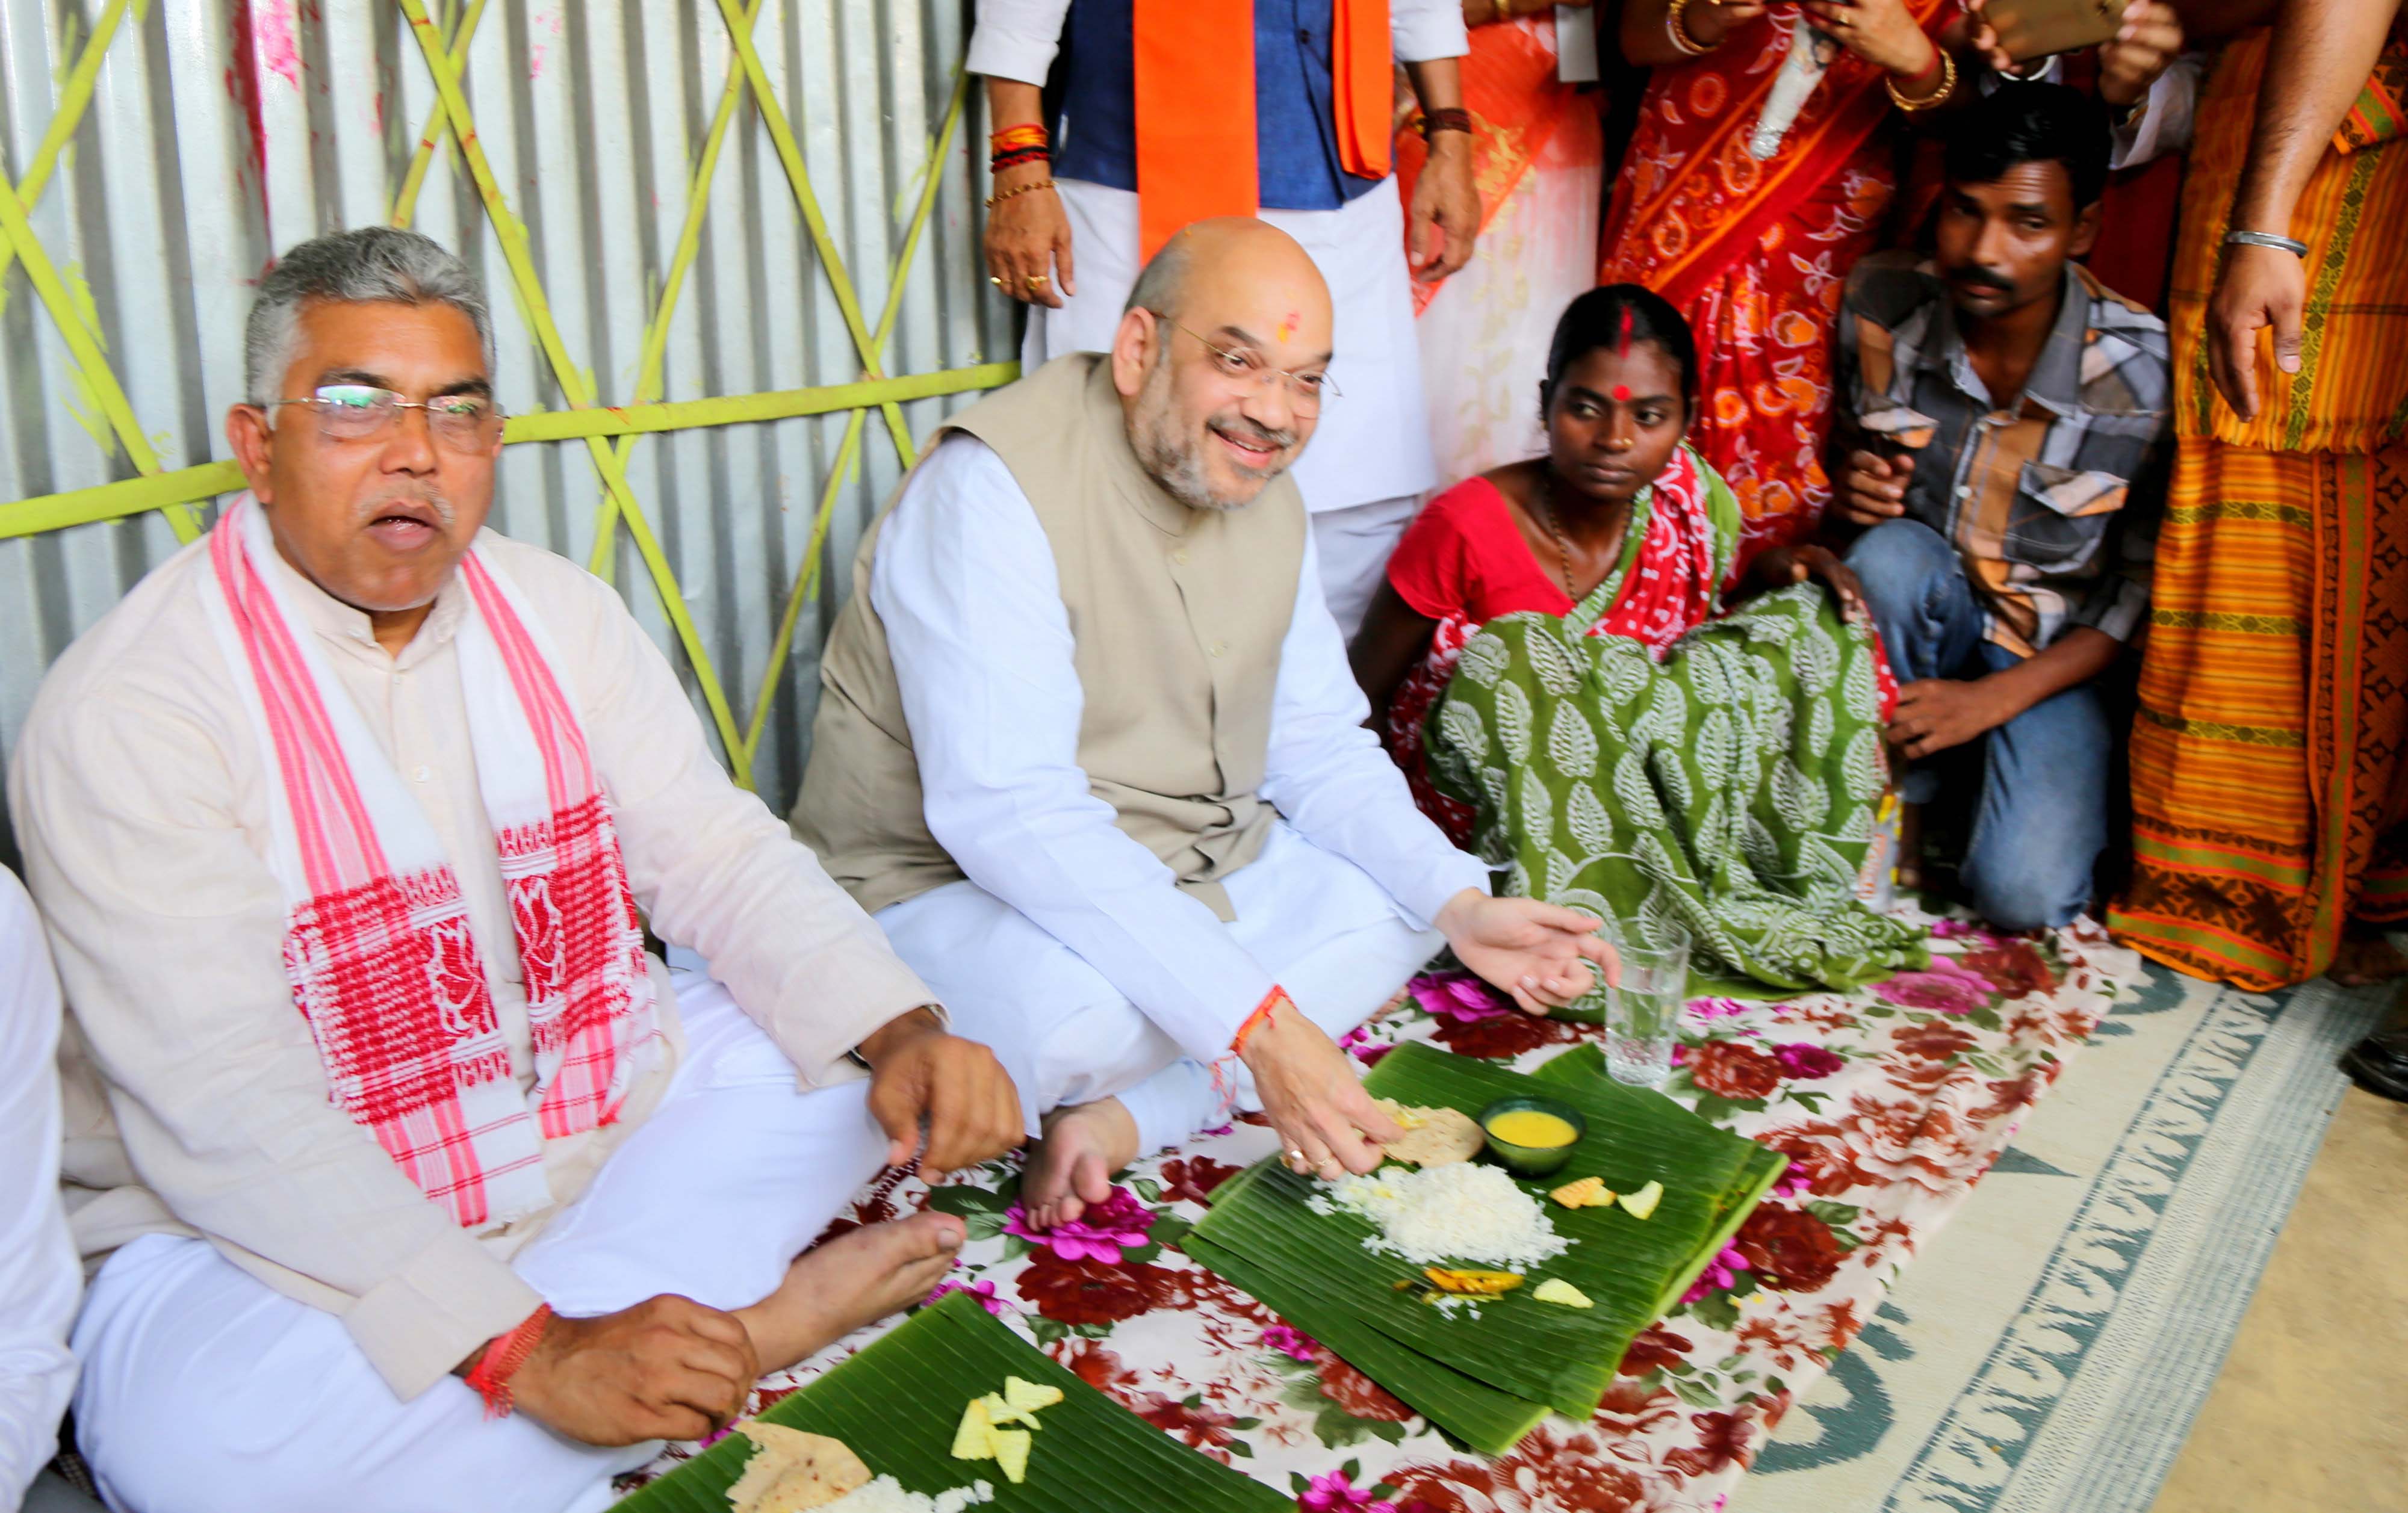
[1185,1043,1782,1452]
[612,1290,1289,1512]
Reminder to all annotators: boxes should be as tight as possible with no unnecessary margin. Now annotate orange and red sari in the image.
[1600,5,1945,562]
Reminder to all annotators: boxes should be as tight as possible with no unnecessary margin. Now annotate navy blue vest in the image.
[1050,0,1383,211]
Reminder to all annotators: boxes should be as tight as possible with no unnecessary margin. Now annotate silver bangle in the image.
[2224,229,2310,258]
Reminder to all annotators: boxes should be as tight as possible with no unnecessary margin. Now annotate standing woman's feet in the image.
[1018,1097,1141,1232]
[2330,919,2408,987]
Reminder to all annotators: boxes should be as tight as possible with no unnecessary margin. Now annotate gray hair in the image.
[243,226,496,406]
[1123,234,1194,321]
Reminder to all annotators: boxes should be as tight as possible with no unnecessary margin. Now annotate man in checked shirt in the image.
[1831,83,2170,932]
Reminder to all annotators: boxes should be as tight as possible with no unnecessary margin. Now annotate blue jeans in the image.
[1845,520,2110,930]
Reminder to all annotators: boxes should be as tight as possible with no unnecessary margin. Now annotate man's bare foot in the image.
[1020,1097,1141,1233]
[734,1211,965,1372]
[2332,923,2408,986]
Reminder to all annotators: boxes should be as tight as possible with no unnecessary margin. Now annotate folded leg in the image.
[71,976,890,1513]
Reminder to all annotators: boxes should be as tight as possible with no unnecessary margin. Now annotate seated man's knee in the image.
[1843,519,1954,619]
[1967,838,2097,933]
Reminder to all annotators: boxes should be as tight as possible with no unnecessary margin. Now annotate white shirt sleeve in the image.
[872,435,1280,1065]
[2110,53,2205,171]
[966,0,1076,84]
[0,871,79,1508]
[1393,0,1469,64]
[1261,536,1491,927]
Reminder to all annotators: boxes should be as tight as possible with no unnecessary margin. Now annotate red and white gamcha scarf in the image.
[202,495,662,1228]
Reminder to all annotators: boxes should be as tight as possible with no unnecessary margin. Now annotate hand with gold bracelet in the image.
[979,78,1074,309]
[1624,0,1770,67]
[1799,0,1958,107]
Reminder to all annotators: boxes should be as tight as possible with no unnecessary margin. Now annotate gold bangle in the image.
[1885,47,1955,111]
[1666,0,1712,56]
[983,178,1058,210]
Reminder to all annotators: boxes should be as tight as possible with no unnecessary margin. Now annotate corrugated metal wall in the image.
[0,0,1013,859]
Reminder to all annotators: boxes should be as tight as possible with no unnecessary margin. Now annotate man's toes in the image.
[1072,1151,1116,1206]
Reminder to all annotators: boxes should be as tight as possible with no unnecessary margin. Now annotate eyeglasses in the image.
[1175,326,1339,413]
[263,384,504,453]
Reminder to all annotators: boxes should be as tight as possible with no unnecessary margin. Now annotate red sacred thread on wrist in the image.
[1230,986,1294,1057]
[989,123,1049,153]
[465,1304,553,1420]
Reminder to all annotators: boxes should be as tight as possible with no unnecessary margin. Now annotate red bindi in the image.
[1611,383,1631,403]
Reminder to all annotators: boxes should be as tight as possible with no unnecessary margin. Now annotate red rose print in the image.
[1431,1008,1581,1060]
[1689,1041,1784,1099]
[1014,1249,1181,1326]
[1890,1020,1979,1062]
[1959,941,2054,998]
[1663,1409,1753,1477]
[1156,1156,1243,1207]
[1733,1205,1846,1292]
[1317,1355,1417,1422]
[1618,1323,1696,1376]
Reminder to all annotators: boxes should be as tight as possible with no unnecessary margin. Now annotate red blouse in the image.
[1385,477,1577,626]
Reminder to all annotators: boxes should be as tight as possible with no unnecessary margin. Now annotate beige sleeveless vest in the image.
[793,353,1306,920]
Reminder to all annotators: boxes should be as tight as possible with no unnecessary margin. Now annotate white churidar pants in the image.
[1021,177,1438,639]
[69,975,889,1513]
[874,823,1444,1156]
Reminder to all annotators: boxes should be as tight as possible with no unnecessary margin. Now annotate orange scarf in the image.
[1132,0,1393,260]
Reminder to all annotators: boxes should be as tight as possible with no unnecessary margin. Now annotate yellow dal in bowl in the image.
[1483,1109,1578,1148]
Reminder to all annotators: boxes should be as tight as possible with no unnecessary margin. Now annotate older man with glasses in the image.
[792,217,1613,1236]
[8,226,1023,1513]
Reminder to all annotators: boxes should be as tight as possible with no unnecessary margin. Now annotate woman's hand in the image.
[1435,891,1619,1017]
[982,164,1073,309]
[1799,0,1940,77]
[1750,543,1868,625]
[1684,0,1772,51]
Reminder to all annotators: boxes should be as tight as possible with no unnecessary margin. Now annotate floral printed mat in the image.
[630,908,2141,1512]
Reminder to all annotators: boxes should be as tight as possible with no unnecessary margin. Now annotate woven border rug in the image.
[1737,969,2387,1513]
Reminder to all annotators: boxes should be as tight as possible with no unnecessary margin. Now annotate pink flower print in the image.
[1773,1159,1813,1199]
[1299,1469,1397,1513]
[1873,956,1993,1015]
[1339,1025,1395,1068]
[1772,1042,1844,1078]
[1262,1322,1320,1361]
[924,1278,1007,1316]
[1004,1185,1158,1264]
[1685,996,1751,1024]
[1405,972,1512,1023]
[1680,1243,1753,1305]
[1931,918,2002,942]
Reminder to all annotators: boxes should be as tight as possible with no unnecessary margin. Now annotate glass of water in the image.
[1606,926,1692,1089]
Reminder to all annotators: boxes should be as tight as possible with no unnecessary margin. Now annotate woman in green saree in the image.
[1351,286,1927,991]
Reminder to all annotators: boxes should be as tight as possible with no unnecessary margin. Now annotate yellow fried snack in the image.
[1533,1278,1594,1309]
[1550,1176,1613,1210]
[950,1397,995,1460]
[1003,1376,1064,1414]
[1423,1267,1525,1295]
[990,1427,1033,1485]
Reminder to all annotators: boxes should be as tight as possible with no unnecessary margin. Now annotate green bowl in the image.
[1477,1095,1587,1178]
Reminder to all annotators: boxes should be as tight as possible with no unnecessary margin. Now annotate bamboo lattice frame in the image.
[0,0,1013,790]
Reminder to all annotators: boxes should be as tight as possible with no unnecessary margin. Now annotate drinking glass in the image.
[1606,926,1691,1089]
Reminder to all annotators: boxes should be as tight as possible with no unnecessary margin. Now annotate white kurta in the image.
[0,870,77,1509]
[70,974,888,1513]
[864,435,1488,1151]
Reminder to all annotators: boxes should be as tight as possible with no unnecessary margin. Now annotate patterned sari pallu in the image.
[202,497,661,1228]
[1417,456,1926,991]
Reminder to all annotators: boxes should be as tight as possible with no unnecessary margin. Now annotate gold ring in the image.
[1026,273,1050,288]
[1834,11,1852,23]
[988,275,1004,288]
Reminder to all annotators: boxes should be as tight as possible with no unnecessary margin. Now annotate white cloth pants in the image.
[874,823,1445,1155]
[69,975,889,1513]
[1022,177,1438,630]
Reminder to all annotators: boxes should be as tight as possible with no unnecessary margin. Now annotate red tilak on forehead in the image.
[1276,309,1300,343]
[1611,383,1632,403]
[1616,305,1633,359]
